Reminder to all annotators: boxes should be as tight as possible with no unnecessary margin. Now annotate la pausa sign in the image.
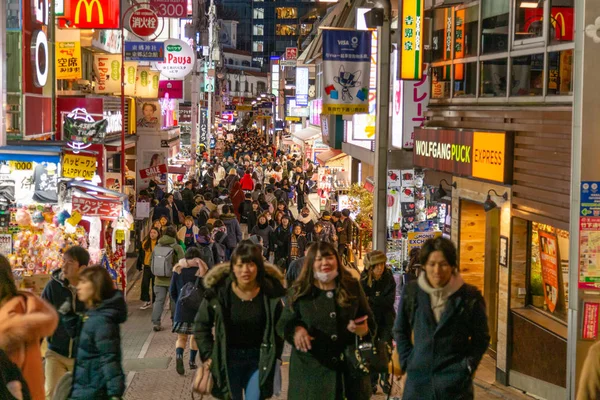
[413,128,512,184]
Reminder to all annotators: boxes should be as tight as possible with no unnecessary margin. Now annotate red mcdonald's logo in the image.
[59,0,120,29]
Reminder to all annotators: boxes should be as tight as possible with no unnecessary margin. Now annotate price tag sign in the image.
[63,154,97,180]
[9,161,33,171]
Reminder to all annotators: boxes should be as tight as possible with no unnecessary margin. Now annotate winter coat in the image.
[296,215,315,240]
[177,225,200,247]
[230,183,245,220]
[0,292,58,400]
[238,200,254,224]
[70,291,127,400]
[41,270,87,358]
[577,340,600,400]
[319,218,337,243]
[0,348,31,400]
[276,279,376,400]
[181,188,195,215]
[240,174,255,191]
[170,258,208,324]
[225,174,239,191]
[270,225,291,267]
[393,278,490,400]
[251,223,273,255]
[360,268,396,341]
[153,235,185,287]
[220,213,243,249]
[152,205,171,223]
[194,263,286,400]
[338,218,353,245]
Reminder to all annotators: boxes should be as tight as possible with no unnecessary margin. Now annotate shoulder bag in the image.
[191,361,213,399]
[344,335,392,377]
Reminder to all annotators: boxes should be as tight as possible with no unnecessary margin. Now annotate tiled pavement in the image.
[121,259,533,400]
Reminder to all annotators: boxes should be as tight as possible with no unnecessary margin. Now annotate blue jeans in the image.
[227,348,260,400]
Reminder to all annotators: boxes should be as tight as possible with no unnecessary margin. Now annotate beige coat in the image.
[578,340,600,400]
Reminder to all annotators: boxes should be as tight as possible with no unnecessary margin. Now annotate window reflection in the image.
[514,0,544,41]
[480,59,508,97]
[548,49,573,95]
[454,62,477,97]
[454,5,479,59]
[481,0,509,54]
[431,66,451,99]
[511,54,544,96]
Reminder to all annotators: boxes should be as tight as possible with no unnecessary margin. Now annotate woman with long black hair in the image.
[137,227,161,310]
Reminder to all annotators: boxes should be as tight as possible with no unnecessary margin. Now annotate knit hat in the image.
[363,250,387,270]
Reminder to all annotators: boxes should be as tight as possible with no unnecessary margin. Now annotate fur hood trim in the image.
[173,258,208,276]
[203,262,284,289]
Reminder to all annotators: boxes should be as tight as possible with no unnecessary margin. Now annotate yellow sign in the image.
[399,0,424,80]
[75,0,104,25]
[9,161,33,171]
[286,117,301,122]
[236,105,252,111]
[56,42,82,80]
[66,211,82,226]
[472,132,506,183]
[322,104,368,115]
[62,154,97,180]
[407,231,442,252]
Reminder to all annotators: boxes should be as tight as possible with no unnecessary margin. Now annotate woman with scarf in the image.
[169,247,209,375]
[289,224,308,265]
[296,207,315,242]
[251,213,274,258]
[177,216,200,249]
[166,193,183,226]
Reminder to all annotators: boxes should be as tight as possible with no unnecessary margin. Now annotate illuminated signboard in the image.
[60,0,120,29]
[296,67,309,106]
[399,0,424,80]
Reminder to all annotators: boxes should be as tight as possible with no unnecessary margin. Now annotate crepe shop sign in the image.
[72,197,122,219]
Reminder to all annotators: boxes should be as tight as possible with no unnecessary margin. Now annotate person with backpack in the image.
[211,220,228,264]
[393,237,490,400]
[238,192,254,235]
[177,216,200,249]
[169,247,209,375]
[360,251,396,395]
[196,226,217,269]
[151,225,185,332]
[194,242,286,400]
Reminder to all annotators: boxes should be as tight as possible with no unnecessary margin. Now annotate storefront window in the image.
[511,53,544,96]
[514,0,544,42]
[454,5,479,59]
[529,222,569,322]
[431,8,452,63]
[480,58,507,97]
[481,0,509,54]
[549,0,574,43]
[454,62,477,97]
[431,66,451,99]
[547,49,573,95]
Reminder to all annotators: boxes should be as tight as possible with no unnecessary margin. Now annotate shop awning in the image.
[292,126,321,143]
[316,149,345,166]
[104,137,137,152]
[282,136,295,146]
[168,166,187,175]
[0,145,62,163]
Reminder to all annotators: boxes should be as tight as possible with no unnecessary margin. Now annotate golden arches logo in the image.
[553,13,566,37]
[74,0,104,24]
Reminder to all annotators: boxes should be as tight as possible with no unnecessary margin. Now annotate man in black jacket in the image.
[181,181,195,215]
[41,246,89,399]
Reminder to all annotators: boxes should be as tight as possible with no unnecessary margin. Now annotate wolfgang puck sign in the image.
[413,128,512,184]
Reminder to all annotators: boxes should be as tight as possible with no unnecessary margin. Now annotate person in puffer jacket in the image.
[70,266,127,400]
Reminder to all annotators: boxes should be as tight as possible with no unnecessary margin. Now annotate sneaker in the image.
[140,302,152,310]
[176,357,185,375]
[189,362,198,370]
[153,325,162,332]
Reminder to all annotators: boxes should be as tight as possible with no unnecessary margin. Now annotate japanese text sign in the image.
[139,163,168,179]
[56,42,82,80]
[153,38,195,79]
[582,302,600,340]
[579,182,600,290]
[454,8,465,80]
[62,154,97,180]
[286,47,298,60]
[125,41,165,62]
[322,29,371,115]
[150,0,187,17]
[399,0,424,80]
[60,0,120,29]
[72,196,122,219]
[129,8,159,37]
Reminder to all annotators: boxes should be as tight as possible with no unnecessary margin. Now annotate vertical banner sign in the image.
[93,54,121,94]
[399,0,424,80]
[578,182,600,289]
[454,8,465,80]
[135,66,160,98]
[296,67,309,106]
[199,108,208,145]
[538,231,559,313]
[322,29,371,115]
[582,301,600,340]
[123,62,138,96]
[56,41,82,80]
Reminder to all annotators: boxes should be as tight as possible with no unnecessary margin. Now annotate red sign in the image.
[129,8,159,37]
[139,163,168,179]
[583,302,600,340]
[286,47,298,60]
[59,0,120,29]
[538,231,560,313]
[524,7,574,41]
[151,0,187,17]
[158,80,184,99]
[72,196,122,219]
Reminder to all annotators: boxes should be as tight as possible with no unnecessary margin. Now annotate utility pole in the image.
[370,0,392,251]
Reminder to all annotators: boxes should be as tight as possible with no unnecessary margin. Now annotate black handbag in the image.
[344,335,392,376]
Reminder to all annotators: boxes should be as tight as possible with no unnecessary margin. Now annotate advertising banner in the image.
[62,153,97,180]
[200,108,208,145]
[72,196,122,219]
[582,301,600,340]
[579,182,600,289]
[136,67,160,98]
[538,231,559,313]
[153,39,195,79]
[150,0,187,17]
[59,0,120,29]
[322,29,371,115]
[56,41,82,80]
[123,62,138,96]
[407,231,442,252]
[399,0,424,80]
[93,54,121,94]
[296,67,309,106]
[139,163,168,179]
[125,41,165,62]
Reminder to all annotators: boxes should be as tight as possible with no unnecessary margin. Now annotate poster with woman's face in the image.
[137,101,161,129]
[140,150,168,189]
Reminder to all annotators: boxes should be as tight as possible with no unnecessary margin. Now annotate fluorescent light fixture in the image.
[520,1,539,8]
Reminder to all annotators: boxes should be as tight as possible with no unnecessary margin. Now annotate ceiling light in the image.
[520,1,539,8]
[483,189,508,212]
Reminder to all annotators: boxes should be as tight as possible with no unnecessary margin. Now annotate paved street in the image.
[120,262,533,400]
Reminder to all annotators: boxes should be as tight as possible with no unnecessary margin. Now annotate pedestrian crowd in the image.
[0,127,545,400]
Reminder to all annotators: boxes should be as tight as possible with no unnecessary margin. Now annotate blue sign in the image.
[124,41,164,61]
[296,94,309,106]
[581,181,600,217]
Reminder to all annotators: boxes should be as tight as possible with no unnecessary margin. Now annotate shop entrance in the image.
[459,200,499,353]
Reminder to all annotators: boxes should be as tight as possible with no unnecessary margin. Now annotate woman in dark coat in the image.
[169,247,209,375]
[219,205,243,260]
[295,177,309,213]
[251,213,273,258]
[152,199,171,223]
[270,215,292,270]
[71,266,127,399]
[194,243,286,400]
[277,242,375,400]
[393,237,490,400]
[360,251,396,395]
[230,182,245,220]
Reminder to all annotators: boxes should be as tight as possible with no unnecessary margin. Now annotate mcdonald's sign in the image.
[59,0,120,29]
[524,7,573,42]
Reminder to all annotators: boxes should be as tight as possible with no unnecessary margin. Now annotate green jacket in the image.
[154,235,185,287]
[193,262,286,400]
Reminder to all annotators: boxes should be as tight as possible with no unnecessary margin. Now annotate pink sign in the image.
[139,163,168,179]
[158,80,184,99]
[583,302,600,340]
[150,0,187,17]
[72,197,122,219]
